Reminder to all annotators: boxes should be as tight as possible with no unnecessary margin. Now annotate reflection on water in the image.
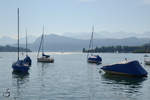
[12,72,29,100]
[1,53,150,100]
[101,73,147,97]
[101,74,146,85]
[37,63,49,100]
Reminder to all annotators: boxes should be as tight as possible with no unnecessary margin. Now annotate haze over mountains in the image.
[30,34,150,51]
[0,35,37,46]
[1,31,150,51]
[62,31,150,39]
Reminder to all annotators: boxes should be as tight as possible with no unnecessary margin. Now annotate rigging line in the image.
[26,28,28,55]
[42,25,44,54]
[17,8,20,60]
[37,32,44,57]
[91,25,94,50]
[87,25,94,57]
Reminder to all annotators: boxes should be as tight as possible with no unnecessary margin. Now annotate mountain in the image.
[31,34,87,51]
[26,34,150,52]
[62,31,150,39]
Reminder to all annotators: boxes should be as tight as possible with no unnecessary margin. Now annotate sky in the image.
[0,0,150,38]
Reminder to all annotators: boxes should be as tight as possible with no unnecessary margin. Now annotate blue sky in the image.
[0,0,150,38]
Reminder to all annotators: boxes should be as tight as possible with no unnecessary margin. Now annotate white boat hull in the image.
[144,60,150,65]
[37,57,54,63]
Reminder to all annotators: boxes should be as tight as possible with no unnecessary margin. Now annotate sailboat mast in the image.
[26,28,28,55]
[91,26,94,50]
[17,8,20,60]
[37,26,44,57]
[87,25,94,58]
[42,25,44,54]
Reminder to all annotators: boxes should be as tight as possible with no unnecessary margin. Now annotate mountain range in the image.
[27,34,150,51]
[1,34,150,51]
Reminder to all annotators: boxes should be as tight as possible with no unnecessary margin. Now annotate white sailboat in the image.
[37,26,54,63]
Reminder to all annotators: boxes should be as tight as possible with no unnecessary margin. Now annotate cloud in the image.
[143,0,150,4]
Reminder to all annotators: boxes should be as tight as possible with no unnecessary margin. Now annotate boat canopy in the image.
[101,60,148,77]
[24,55,32,65]
[42,53,50,58]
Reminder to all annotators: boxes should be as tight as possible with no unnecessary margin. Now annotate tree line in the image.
[0,45,31,52]
[83,43,150,53]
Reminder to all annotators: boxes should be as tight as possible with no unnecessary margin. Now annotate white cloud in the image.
[143,0,150,4]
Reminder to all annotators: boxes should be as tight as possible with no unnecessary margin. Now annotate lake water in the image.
[0,52,150,100]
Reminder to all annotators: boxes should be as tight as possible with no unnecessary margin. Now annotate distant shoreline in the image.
[0,45,31,52]
[83,44,150,53]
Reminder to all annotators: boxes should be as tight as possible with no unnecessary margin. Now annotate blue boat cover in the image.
[42,53,50,58]
[12,60,29,73]
[24,55,32,66]
[88,55,102,63]
[101,60,148,76]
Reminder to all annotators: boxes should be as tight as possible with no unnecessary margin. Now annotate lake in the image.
[0,52,150,100]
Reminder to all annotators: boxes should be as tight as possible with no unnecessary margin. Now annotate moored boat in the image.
[144,54,149,57]
[37,53,54,63]
[88,55,102,64]
[144,60,150,65]
[12,8,30,73]
[101,60,148,77]
[12,60,30,72]
[37,26,54,63]
[87,26,102,64]
[144,55,150,65]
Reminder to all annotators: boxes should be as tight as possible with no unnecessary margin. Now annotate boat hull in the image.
[37,57,54,63]
[144,60,150,65]
[101,60,148,77]
[88,55,102,64]
[12,60,29,73]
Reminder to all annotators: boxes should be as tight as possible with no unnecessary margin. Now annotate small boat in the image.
[144,55,150,65]
[87,26,102,64]
[144,54,149,57]
[37,53,54,63]
[101,60,148,77]
[37,26,54,63]
[88,55,102,64]
[144,58,150,65]
[12,8,30,73]
[144,60,150,65]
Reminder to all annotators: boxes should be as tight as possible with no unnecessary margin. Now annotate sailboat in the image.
[87,26,102,64]
[23,29,32,66]
[12,8,31,73]
[37,26,54,63]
